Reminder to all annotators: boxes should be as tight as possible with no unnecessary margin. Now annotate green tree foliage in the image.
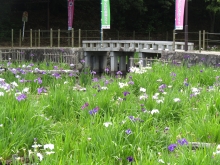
[205,0,220,32]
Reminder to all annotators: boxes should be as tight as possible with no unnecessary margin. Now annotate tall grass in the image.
[0,61,220,164]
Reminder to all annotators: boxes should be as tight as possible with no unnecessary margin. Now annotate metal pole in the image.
[184,0,188,51]
[203,30,205,50]
[100,0,103,46]
[199,30,201,53]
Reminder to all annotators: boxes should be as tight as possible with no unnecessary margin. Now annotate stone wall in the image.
[161,51,220,67]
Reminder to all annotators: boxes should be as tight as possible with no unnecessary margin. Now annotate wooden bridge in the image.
[82,40,194,73]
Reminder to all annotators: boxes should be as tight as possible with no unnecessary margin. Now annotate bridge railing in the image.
[82,40,194,52]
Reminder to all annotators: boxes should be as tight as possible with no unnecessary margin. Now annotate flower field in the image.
[1,60,220,164]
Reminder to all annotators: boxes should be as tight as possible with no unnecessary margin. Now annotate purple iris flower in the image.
[81,59,85,63]
[92,78,99,82]
[91,71,96,75]
[16,93,27,101]
[159,84,166,89]
[128,81,134,85]
[126,156,134,162]
[34,77,42,84]
[170,72,176,77]
[53,66,58,70]
[52,73,61,79]
[116,71,123,75]
[177,138,188,145]
[30,53,34,57]
[123,91,130,96]
[81,102,89,109]
[105,80,109,85]
[125,129,132,135]
[128,116,135,122]
[37,87,47,94]
[105,68,109,73]
[168,144,177,152]
[89,107,99,115]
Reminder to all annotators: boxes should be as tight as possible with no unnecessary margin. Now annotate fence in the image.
[0,50,25,63]
[1,28,220,50]
[43,52,77,64]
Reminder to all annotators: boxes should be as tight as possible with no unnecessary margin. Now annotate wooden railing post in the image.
[172,30,175,51]
[58,29,60,47]
[79,29,81,47]
[199,30,201,53]
[35,30,37,47]
[30,29,32,47]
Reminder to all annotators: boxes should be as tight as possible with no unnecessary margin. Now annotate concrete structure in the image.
[82,40,194,73]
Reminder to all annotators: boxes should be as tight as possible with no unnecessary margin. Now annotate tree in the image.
[205,0,220,32]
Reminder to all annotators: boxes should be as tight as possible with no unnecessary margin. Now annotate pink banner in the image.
[175,0,185,30]
[68,0,74,30]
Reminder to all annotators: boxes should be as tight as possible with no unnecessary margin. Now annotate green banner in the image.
[102,0,110,29]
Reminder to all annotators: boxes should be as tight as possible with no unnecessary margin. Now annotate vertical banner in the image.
[175,0,185,30]
[102,0,110,29]
[68,0,74,30]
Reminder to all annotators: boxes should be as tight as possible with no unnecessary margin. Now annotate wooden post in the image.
[11,29,13,48]
[172,30,175,51]
[58,29,60,47]
[199,30,201,53]
[71,28,74,47]
[50,28,53,47]
[35,30,37,47]
[79,29,81,47]
[30,29,32,47]
[19,29,21,47]
[38,29,40,47]
[203,30,205,50]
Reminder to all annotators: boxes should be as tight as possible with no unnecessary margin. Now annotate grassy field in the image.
[1,60,220,164]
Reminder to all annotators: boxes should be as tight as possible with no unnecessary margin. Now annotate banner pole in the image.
[101,0,103,47]
[184,0,188,51]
